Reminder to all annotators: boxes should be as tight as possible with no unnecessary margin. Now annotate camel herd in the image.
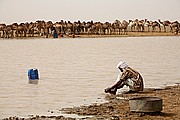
[0,19,179,38]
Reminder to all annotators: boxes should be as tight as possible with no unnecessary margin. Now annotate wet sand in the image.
[3,84,180,120]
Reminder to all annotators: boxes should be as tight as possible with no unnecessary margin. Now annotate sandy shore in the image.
[0,32,180,40]
[3,84,180,120]
[75,32,180,38]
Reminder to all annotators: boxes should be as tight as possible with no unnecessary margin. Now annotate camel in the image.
[1,19,179,38]
[11,23,19,37]
[111,20,129,34]
[78,21,87,34]
[119,20,129,34]
[64,21,74,35]
[73,21,83,35]
[16,23,28,37]
[111,21,116,34]
[158,19,171,32]
[145,20,152,32]
[90,23,97,34]
[4,25,14,38]
[73,21,80,34]
[111,23,116,34]
[133,19,141,32]
[91,22,103,35]
[0,23,6,38]
[129,19,147,32]
[80,21,86,34]
[169,21,180,34]
[44,21,53,38]
[33,20,52,37]
[129,19,137,32]
[128,19,144,32]
[84,21,93,34]
[146,21,161,32]
[26,22,36,37]
[0,23,18,38]
[111,20,122,34]
[53,20,67,35]
[130,19,141,32]
[138,19,147,32]
[54,22,62,35]
[102,22,111,35]
[35,20,46,36]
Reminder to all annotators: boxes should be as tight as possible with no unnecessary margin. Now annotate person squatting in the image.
[105,61,144,95]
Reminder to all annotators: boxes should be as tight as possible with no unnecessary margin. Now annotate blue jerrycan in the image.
[28,68,39,80]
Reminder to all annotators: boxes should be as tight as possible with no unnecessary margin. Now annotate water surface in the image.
[0,36,180,118]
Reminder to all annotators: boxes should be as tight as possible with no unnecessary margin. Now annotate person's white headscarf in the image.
[117,61,128,69]
[116,61,129,82]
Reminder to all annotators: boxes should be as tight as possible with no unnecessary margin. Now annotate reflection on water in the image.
[28,80,39,84]
[0,36,180,118]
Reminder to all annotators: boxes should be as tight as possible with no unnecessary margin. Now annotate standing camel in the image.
[133,19,141,32]
[54,20,67,35]
[92,22,102,35]
[0,23,6,38]
[16,23,28,37]
[102,22,111,35]
[128,19,146,32]
[146,21,161,32]
[64,21,74,35]
[138,19,147,32]
[44,21,53,38]
[84,21,93,34]
[169,21,180,34]
[129,19,137,32]
[26,22,36,37]
[112,20,121,34]
[158,19,171,32]
[73,21,82,35]
[119,20,129,34]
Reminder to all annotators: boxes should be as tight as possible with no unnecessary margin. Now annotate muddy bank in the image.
[3,85,180,120]
[61,85,180,120]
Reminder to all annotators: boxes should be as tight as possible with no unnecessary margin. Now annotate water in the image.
[0,36,180,118]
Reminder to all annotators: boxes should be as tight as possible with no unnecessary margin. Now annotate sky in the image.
[0,0,180,24]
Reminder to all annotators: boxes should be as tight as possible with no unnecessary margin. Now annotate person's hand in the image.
[104,87,111,93]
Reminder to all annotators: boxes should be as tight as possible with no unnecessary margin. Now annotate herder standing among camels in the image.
[105,61,144,95]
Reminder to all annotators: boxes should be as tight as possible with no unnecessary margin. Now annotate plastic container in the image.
[28,68,39,80]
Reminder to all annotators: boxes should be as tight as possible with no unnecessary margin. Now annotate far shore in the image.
[76,32,180,38]
[0,32,180,40]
